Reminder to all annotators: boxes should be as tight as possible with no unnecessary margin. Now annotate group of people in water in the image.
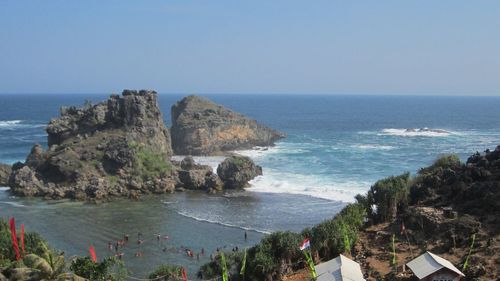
[106,231,248,261]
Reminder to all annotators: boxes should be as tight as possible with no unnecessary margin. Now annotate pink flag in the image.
[89,246,97,263]
[21,224,25,255]
[299,238,311,250]
[9,218,21,260]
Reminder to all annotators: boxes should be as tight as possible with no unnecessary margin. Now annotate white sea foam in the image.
[0,201,25,207]
[0,120,45,129]
[171,155,226,172]
[0,120,22,127]
[0,187,10,191]
[379,128,456,137]
[350,144,395,150]
[175,210,272,234]
[247,170,370,203]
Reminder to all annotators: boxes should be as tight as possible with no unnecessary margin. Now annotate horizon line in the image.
[0,92,499,97]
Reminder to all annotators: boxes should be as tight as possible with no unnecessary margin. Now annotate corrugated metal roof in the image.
[315,255,366,281]
[406,251,465,279]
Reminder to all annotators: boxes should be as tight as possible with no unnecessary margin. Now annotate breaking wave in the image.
[379,128,456,137]
[174,210,272,234]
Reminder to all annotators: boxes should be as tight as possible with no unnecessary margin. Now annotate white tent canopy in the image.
[315,254,366,281]
[406,251,465,279]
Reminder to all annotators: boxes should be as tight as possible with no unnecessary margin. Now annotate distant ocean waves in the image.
[0,119,45,129]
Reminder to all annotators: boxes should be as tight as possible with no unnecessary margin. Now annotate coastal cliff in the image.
[170,95,285,155]
[199,146,500,281]
[6,91,268,200]
[9,90,175,199]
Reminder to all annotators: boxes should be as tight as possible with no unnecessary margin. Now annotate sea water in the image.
[0,94,499,278]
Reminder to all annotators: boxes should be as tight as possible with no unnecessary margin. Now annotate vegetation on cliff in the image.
[199,146,500,281]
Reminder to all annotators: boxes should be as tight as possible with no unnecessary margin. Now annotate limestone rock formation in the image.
[9,90,175,200]
[0,163,12,186]
[170,95,285,155]
[217,155,262,189]
[177,156,223,191]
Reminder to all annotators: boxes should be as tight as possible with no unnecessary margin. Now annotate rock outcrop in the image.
[170,95,285,155]
[177,156,223,191]
[9,90,175,200]
[217,155,262,189]
[0,163,12,186]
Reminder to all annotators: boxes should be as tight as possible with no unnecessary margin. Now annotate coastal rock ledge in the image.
[9,90,175,200]
[170,95,285,155]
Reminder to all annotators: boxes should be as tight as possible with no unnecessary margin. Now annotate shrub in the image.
[198,251,244,280]
[419,154,461,175]
[148,264,183,281]
[367,173,410,223]
[70,256,126,281]
[131,144,172,180]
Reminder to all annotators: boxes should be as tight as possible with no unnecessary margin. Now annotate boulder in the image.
[177,156,222,190]
[0,163,11,186]
[217,155,262,189]
[170,95,285,155]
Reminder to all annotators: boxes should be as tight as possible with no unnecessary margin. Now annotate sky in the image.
[0,1,499,95]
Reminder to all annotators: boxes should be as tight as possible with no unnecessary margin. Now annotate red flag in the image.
[9,218,21,260]
[89,246,97,263]
[21,224,25,255]
[181,267,187,281]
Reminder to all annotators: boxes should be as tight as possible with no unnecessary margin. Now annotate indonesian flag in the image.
[300,238,311,250]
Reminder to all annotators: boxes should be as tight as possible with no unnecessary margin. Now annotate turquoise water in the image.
[1,94,499,278]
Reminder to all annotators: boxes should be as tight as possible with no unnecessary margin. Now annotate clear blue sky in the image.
[0,1,499,95]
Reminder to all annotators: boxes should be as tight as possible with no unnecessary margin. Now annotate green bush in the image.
[148,264,183,281]
[366,173,410,223]
[70,256,126,281]
[419,154,461,175]
[132,144,172,180]
[198,251,244,280]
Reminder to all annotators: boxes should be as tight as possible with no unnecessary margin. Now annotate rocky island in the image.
[171,95,285,155]
[1,90,282,200]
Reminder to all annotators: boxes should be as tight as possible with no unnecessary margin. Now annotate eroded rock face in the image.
[170,95,285,155]
[9,90,174,200]
[0,163,12,186]
[47,90,172,155]
[177,156,223,191]
[217,155,262,189]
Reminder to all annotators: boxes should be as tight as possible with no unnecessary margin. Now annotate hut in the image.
[406,251,465,281]
[315,254,366,281]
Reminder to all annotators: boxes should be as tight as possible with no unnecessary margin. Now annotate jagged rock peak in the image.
[170,95,285,155]
[46,89,172,155]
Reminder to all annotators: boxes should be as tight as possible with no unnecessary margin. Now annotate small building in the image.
[406,251,465,281]
[315,254,366,281]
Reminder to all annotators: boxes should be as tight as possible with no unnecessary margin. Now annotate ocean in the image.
[1,94,499,278]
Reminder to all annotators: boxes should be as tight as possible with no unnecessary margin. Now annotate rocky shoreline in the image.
[0,90,284,200]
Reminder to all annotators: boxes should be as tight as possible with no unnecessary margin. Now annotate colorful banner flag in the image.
[20,224,25,255]
[221,252,228,281]
[299,238,310,250]
[303,249,317,280]
[9,218,21,260]
[89,245,97,263]
[240,248,247,276]
[181,267,187,281]
[391,234,396,266]
[463,233,476,270]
